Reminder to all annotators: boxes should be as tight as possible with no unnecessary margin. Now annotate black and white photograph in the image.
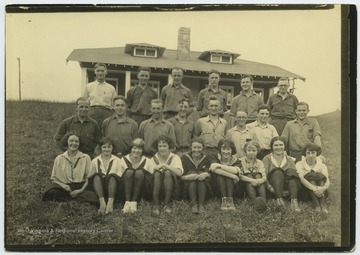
[4,4,354,252]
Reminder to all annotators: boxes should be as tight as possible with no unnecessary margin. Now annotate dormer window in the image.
[210,54,232,64]
[134,47,157,58]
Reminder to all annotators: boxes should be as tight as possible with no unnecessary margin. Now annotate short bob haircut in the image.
[152,135,175,150]
[243,141,261,154]
[98,137,114,147]
[190,138,205,150]
[132,138,145,152]
[302,142,322,156]
[217,138,237,155]
[61,131,81,149]
[270,136,287,152]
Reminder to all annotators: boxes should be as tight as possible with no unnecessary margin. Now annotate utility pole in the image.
[17,57,21,101]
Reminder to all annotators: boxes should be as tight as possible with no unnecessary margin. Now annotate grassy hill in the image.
[5,100,343,250]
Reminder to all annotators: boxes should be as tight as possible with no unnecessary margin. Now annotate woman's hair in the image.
[98,137,114,147]
[217,138,237,155]
[152,135,175,150]
[243,141,261,154]
[302,143,322,156]
[61,131,81,148]
[270,136,287,151]
[132,138,145,152]
[191,138,205,150]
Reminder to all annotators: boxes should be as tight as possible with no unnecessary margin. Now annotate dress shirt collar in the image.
[302,158,322,171]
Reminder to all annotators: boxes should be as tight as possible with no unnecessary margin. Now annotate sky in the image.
[5,6,341,115]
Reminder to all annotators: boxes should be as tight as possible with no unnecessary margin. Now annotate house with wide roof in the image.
[67,27,305,108]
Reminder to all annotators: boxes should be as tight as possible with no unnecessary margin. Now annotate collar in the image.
[170,83,183,89]
[302,158,322,171]
[150,117,166,123]
[276,92,290,98]
[207,86,221,93]
[111,115,130,123]
[253,120,269,128]
[204,115,223,123]
[232,125,249,133]
[294,117,310,124]
[154,152,175,162]
[96,154,118,164]
[217,153,238,165]
[240,90,257,96]
[73,115,90,123]
[270,153,288,168]
[185,153,206,166]
[124,154,147,164]
[174,115,189,123]
[62,150,86,161]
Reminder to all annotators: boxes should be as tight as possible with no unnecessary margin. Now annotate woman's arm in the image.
[180,174,198,181]
[164,164,183,176]
[51,179,71,191]
[213,169,239,181]
[70,179,88,197]
[239,174,257,186]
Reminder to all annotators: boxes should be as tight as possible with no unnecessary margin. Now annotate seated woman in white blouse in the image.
[42,132,98,205]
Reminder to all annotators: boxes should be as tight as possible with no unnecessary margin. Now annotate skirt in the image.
[181,178,213,200]
[267,167,302,189]
[42,182,99,205]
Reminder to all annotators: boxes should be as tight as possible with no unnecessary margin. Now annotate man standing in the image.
[102,95,138,157]
[226,111,252,159]
[54,97,101,158]
[83,63,116,128]
[267,77,299,135]
[168,99,194,156]
[138,99,176,156]
[126,67,158,127]
[161,67,194,119]
[247,104,278,160]
[194,95,228,157]
[282,102,322,162]
[230,75,264,123]
[197,70,227,117]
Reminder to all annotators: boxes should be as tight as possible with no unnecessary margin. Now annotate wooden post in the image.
[17,57,21,101]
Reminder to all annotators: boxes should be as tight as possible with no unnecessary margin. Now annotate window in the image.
[210,54,232,64]
[133,47,158,58]
[130,80,160,96]
[105,78,119,94]
[219,85,234,108]
[253,88,264,99]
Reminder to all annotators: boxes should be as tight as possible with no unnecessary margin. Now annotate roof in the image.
[67,47,305,81]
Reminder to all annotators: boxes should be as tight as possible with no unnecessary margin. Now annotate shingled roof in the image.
[67,47,305,81]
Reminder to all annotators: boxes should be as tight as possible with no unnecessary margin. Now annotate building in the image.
[66,27,305,108]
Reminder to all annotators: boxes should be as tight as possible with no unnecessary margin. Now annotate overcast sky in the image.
[5,6,341,115]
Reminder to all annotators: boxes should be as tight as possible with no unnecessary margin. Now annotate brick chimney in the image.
[177,27,191,60]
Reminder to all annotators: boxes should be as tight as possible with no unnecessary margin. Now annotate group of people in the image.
[42,63,330,216]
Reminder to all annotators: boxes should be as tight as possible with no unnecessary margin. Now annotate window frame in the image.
[133,47,158,58]
[210,53,232,64]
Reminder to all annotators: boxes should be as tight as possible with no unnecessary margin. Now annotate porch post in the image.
[81,67,88,96]
[125,71,131,95]
[168,74,173,84]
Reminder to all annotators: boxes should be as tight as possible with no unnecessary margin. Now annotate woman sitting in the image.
[209,139,241,211]
[262,136,301,212]
[119,138,154,213]
[151,135,183,215]
[42,132,98,205]
[90,137,122,215]
[180,138,212,214]
[296,143,330,213]
[239,141,267,201]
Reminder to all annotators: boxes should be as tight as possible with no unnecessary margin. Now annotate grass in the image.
[5,100,342,250]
